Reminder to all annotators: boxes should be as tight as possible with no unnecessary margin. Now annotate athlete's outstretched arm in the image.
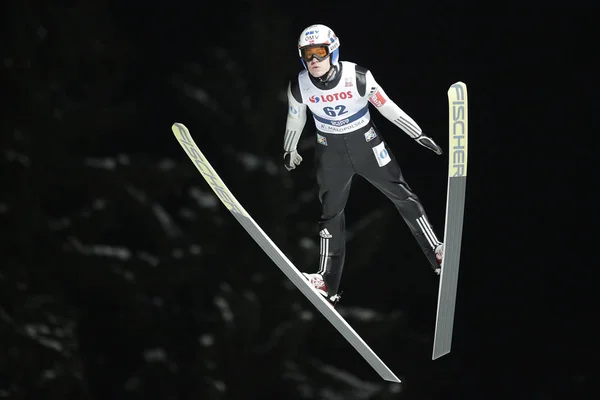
[283,81,308,170]
[366,71,442,155]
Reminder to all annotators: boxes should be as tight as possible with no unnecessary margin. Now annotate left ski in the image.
[171,122,401,383]
[432,82,468,360]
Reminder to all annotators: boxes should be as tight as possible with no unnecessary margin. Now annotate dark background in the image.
[1,1,595,399]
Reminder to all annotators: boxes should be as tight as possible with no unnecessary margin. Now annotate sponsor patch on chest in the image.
[317,133,328,146]
[364,127,377,142]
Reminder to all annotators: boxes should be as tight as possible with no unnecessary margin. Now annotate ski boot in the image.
[302,273,341,307]
[434,244,444,275]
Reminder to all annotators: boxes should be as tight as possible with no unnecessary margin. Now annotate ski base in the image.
[432,81,468,360]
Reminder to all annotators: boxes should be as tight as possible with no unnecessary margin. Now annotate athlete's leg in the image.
[313,135,355,296]
[357,132,442,271]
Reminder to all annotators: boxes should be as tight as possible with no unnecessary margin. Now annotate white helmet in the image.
[297,24,340,69]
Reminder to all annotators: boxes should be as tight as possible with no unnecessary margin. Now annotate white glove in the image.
[284,150,303,171]
[415,135,443,155]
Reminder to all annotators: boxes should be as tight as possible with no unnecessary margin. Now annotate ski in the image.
[171,122,401,383]
[432,82,468,360]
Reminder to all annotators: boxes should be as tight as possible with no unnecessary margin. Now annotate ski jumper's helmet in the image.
[297,24,340,69]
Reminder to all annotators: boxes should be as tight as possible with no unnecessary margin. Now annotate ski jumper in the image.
[284,61,442,296]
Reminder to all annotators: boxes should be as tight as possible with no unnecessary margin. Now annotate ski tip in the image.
[171,123,191,137]
[449,81,467,90]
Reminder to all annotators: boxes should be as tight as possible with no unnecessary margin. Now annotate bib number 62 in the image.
[323,105,347,117]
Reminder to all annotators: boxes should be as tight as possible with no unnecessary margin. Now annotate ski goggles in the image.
[300,45,330,62]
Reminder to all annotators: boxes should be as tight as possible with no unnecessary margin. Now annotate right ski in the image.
[171,122,401,383]
[432,82,468,360]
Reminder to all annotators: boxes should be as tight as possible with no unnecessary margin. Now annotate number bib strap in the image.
[313,105,369,131]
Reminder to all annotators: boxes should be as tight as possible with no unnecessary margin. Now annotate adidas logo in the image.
[319,229,332,239]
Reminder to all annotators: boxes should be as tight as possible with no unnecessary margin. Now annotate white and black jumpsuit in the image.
[284,61,442,296]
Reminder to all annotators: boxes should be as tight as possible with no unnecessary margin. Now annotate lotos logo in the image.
[309,91,353,103]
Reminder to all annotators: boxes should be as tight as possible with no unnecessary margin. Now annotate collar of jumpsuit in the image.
[309,61,340,90]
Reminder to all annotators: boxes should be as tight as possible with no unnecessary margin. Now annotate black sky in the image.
[2,0,596,398]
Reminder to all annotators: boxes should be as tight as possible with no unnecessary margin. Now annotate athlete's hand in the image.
[415,135,443,155]
[284,150,303,171]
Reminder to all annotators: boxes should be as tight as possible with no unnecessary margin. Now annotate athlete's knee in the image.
[394,179,418,198]
[392,192,423,211]
[320,208,345,224]
[404,193,423,205]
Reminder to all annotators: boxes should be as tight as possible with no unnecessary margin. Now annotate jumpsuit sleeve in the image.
[365,70,423,139]
[283,81,308,152]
